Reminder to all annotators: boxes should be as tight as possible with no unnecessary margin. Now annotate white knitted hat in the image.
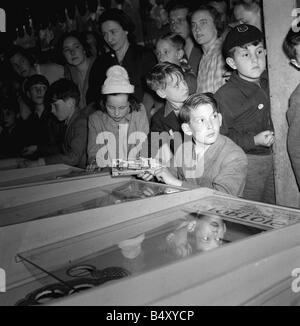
[102,65,134,95]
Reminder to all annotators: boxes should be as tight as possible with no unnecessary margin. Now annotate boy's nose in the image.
[250,52,259,63]
[206,119,213,129]
[114,108,120,116]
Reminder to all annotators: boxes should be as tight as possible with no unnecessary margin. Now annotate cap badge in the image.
[258,104,264,110]
[237,25,249,33]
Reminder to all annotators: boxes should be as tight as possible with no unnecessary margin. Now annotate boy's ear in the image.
[65,97,76,109]
[177,49,184,61]
[156,89,166,99]
[290,59,300,69]
[226,57,237,70]
[181,123,192,136]
[218,113,222,127]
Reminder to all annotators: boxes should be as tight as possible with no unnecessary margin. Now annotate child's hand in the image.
[254,130,275,147]
[154,168,182,187]
[86,160,100,172]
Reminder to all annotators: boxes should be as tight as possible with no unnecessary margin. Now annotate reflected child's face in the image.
[194,216,226,251]
[106,94,130,122]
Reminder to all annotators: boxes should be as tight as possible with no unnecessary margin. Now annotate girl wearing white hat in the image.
[87,65,149,170]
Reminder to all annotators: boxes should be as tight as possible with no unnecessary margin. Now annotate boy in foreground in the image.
[142,93,247,197]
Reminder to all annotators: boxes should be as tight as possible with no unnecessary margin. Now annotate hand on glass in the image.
[154,167,182,187]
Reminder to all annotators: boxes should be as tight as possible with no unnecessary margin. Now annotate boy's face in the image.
[226,42,266,82]
[28,84,47,105]
[290,43,300,69]
[191,10,218,47]
[182,103,222,146]
[157,74,189,105]
[10,53,32,78]
[156,39,182,65]
[51,98,74,121]
[169,8,190,40]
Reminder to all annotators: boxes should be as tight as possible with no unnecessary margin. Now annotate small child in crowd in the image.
[214,24,275,203]
[142,93,248,197]
[21,74,64,159]
[283,28,300,189]
[155,32,197,94]
[87,65,149,170]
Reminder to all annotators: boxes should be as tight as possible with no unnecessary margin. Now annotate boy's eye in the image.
[195,118,204,124]
[257,48,265,56]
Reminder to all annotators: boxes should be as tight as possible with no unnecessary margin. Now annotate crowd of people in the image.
[1,0,299,205]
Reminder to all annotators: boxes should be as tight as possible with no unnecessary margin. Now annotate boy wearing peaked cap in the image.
[214,24,275,204]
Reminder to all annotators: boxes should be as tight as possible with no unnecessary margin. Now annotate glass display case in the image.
[14,209,263,305]
[0,179,183,227]
[7,194,300,306]
[2,189,300,306]
[0,164,103,189]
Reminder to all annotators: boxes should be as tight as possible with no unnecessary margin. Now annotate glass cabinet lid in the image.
[16,203,266,306]
[0,179,183,227]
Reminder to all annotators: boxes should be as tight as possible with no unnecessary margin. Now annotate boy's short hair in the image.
[158,32,186,50]
[146,62,185,92]
[24,74,49,93]
[223,24,263,58]
[283,28,300,60]
[47,79,80,107]
[179,93,219,124]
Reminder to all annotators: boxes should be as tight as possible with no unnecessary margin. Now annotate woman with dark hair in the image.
[59,31,99,111]
[89,8,157,105]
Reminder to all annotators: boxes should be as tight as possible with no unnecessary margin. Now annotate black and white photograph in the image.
[0,0,300,308]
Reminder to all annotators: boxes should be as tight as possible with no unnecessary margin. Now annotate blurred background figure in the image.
[233,0,263,31]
